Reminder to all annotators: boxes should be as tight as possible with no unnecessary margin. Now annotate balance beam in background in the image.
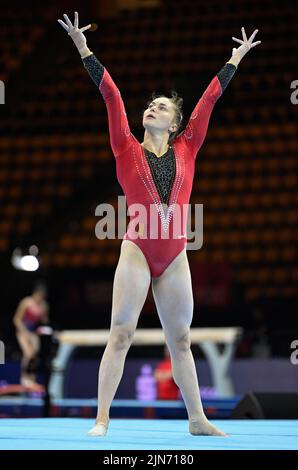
[49,327,242,399]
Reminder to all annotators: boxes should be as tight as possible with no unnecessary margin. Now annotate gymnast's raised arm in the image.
[181,27,261,159]
[58,11,133,158]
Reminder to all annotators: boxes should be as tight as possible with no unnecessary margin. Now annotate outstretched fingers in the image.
[241,26,247,42]
[232,36,244,45]
[249,29,259,43]
[74,11,79,29]
[249,31,261,47]
[232,28,261,50]
[249,29,261,48]
[63,13,73,28]
[251,40,262,48]
[58,11,92,37]
[80,24,92,33]
[57,19,69,31]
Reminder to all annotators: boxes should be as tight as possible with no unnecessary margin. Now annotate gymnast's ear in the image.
[169,122,178,133]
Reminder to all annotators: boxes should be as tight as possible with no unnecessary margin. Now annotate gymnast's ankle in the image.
[96,416,109,426]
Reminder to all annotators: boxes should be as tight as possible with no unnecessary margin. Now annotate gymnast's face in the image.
[143,97,178,134]
[32,287,46,303]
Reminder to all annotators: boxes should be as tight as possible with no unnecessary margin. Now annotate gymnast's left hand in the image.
[231,27,261,61]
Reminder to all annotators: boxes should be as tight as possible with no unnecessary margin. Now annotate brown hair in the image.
[146,90,184,144]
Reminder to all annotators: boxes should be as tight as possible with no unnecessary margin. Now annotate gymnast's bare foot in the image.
[21,377,45,393]
[87,417,110,437]
[189,418,228,436]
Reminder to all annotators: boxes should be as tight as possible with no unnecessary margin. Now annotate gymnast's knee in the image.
[170,330,191,354]
[109,325,135,351]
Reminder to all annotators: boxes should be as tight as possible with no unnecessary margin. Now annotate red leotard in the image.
[22,301,44,331]
[98,69,222,277]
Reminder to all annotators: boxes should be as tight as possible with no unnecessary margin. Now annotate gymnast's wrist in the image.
[227,54,240,68]
[79,46,93,59]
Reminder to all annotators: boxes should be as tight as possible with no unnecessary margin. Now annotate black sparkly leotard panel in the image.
[144,147,176,207]
[82,53,104,87]
[217,63,237,93]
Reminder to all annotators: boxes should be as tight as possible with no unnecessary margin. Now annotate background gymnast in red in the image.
[58,12,261,437]
[13,284,49,389]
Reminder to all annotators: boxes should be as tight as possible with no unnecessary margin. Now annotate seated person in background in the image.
[154,345,180,400]
[13,284,49,389]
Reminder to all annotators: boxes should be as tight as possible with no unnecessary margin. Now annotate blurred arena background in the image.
[0,0,297,421]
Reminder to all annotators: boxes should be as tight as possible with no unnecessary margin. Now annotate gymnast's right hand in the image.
[58,11,92,58]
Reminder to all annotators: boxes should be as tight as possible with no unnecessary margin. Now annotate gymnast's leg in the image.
[152,249,227,436]
[16,329,40,387]
[88,240,151,436]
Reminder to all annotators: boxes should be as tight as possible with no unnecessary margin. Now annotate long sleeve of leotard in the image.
[82,53,133,158]
[182,63,237,159]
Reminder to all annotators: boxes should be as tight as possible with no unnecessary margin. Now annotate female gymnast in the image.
[58,12,261,437]
[13,284,49,389]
